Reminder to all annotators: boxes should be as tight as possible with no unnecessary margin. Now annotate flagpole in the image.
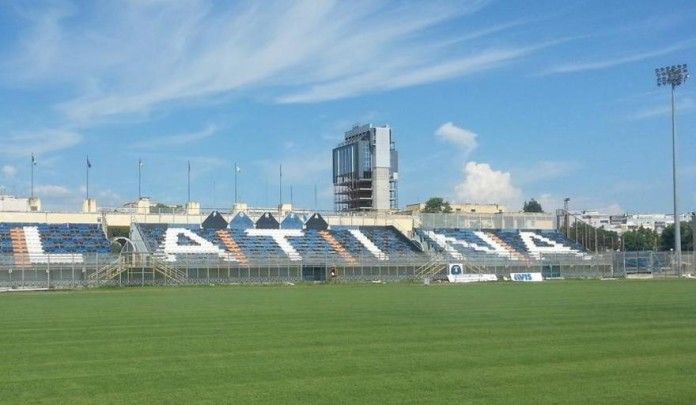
[86,156,90,200]
[279,164,283,206]
[187,161,191,202]
[138,158,142,200]
[234,161,238,204]
[30,154,34,199]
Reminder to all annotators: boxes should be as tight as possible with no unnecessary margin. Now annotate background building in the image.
[403,202,505,214]
[0,194,32,212]
[571,210,693,234]
[332,124,398,211]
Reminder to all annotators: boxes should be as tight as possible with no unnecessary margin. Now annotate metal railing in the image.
[0,251,693,289]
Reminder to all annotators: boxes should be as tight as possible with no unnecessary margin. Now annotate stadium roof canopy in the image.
[281,213,304,229]
[255,212,279,229]
[201,211,228,230]
[229,212,254,230]
[304,213,328,231]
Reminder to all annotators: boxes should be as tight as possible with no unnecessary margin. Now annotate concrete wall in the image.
[0,210,556,234]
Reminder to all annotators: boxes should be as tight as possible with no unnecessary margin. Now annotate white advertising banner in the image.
[510,272,544,282]
[448,273,498,283]
[448,264,497,283]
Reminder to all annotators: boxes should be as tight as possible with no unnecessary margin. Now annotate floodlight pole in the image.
[670,83,681,274]
[656,64,688,275]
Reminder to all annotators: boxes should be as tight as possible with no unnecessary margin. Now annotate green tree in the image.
[522,199,543,213]
[660,222,694,252]
[566,221,621,252]
[622,227,660,251]
[423,197,453,213]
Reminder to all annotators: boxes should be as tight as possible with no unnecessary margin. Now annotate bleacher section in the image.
[418,228,585,261]
[136,222,421,264]
[0,217,585,267]
[0,223,111,265]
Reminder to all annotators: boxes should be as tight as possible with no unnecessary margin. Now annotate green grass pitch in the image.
[1,280,696,403]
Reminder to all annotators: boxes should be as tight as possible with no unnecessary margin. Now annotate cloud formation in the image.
[435,122,478,155]
[1,165,17,179]
[34,184,71,197]
[0,129,82,157]
[455,161,522,207]
[132,125,218,149]
[2,0,555,124]
[542,42,692,75]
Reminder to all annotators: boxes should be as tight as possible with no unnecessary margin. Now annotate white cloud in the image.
[516,161,576,184]
[435,122,478,155]
[132,125,217,149]
[630,97,696,120]
[535,193,563,212]
[96,189,123,207]
[2,1,560,124]
[455,161,522,207]
[0,129,82,157]
[277,45,551,103]
[1,165,17,179]
[186,156,230,180]
[595,203,624,215]
[542,42,693,75]
[34,184,71,197]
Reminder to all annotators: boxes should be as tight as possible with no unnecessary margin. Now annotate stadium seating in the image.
[0,222,111,264]
[418,228,585,261]
[0,218,584,266]
[135,223,422,263]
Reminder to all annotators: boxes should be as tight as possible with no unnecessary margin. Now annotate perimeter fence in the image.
[0,251,693,289]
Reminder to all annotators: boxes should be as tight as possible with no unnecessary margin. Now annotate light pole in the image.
[656,64,688,274]
[563,197,570,237]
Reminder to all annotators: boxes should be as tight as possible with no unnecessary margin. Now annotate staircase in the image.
[415,257,446,278]
[216,230,248,264]
[319,231,356,265]
[10,228,30,267]
[150,256,187,283]
[88,256,187,284]
[89,257,126,281]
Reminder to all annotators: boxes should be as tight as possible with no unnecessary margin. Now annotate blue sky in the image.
[0,0,694,214]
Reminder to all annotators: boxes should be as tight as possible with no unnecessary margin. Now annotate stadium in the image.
[2,2,696,403]
[1,207,692,288]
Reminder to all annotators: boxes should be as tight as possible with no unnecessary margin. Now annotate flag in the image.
[87,156,92,169]
[139,158,143,168]
[31,153,37,166]
[235,164,241,173]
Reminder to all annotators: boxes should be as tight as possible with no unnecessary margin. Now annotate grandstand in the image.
[0,207,621,287]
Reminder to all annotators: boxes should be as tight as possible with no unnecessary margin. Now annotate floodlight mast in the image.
[655,64,688,275]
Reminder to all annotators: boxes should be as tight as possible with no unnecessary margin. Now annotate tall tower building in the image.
[332,124,398,211]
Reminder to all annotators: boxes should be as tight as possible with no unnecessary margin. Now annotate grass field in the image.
[1,281,696,404]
